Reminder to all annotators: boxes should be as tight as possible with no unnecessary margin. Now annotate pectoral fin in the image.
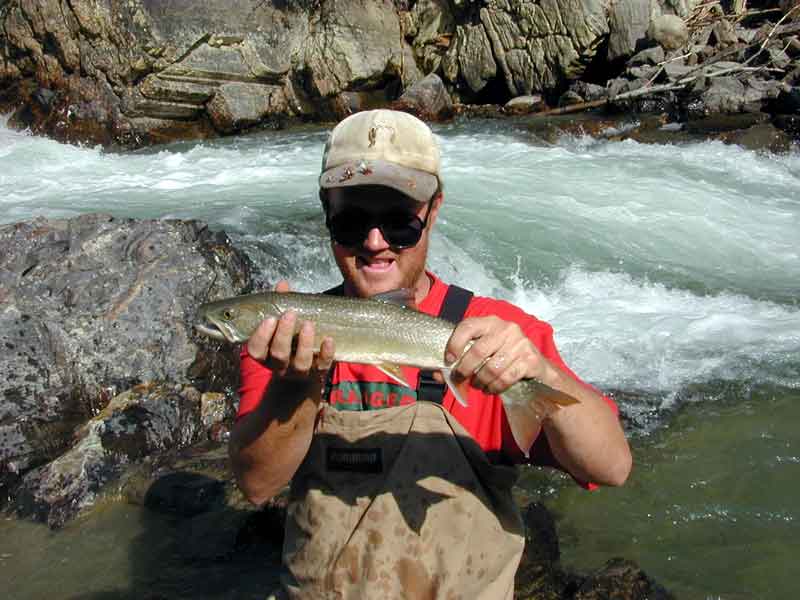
[376,363,411,387]
[442,368,470,408]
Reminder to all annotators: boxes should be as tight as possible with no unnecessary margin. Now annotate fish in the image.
[195,289,579,456]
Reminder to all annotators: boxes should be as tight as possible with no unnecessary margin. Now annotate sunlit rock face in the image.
[0,0,712,146]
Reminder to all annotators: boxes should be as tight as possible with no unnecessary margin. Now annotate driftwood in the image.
[529,6,800,119]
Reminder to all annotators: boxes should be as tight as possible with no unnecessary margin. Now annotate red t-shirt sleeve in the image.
[465,296,619,488]
[237,345,273,418]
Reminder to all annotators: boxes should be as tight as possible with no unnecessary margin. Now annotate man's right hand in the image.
[246,280,335,387]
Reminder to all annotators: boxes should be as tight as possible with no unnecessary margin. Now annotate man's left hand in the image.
[445,316,556,395]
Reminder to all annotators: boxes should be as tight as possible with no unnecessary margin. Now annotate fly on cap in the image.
[319,109,441,204]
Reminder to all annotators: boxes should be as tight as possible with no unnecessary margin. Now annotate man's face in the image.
[324,185,441,300]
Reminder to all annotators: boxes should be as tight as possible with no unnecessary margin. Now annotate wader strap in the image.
[322,284,344,401]
[320,283,474,404]
[418,284,474,404]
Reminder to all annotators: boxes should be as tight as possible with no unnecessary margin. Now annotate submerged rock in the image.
[12,383,208,527]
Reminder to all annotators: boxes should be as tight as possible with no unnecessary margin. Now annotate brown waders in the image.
[276,401,525,599]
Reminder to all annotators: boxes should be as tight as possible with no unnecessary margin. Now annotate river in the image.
[1,115,799,599]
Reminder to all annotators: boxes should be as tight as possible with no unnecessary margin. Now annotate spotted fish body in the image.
[196,291,578,455]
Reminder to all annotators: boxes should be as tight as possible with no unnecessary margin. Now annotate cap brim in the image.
[319,159,438,204]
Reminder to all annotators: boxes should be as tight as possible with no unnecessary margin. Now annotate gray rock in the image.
[648,15,689,51]
[13,383,206,527]
[699,76,769,115]
[573,557,676,600]
[455,23,497,94]
[391,72,454,121]
[570,81,608,102]
[505,94,546,114]
[608,0,652,61]
[663,61,695,81]
[206,82,289,133]
[627,65,661,80]
[629,46,666,67]
[0,214,250,498]
[474,0,610,96]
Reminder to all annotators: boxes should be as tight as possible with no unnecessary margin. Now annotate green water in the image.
[526,384,800,599]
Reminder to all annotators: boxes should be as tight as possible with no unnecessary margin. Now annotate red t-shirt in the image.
[238,274,618,478]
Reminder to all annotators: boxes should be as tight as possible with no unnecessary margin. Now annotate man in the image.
[230,109,631,599]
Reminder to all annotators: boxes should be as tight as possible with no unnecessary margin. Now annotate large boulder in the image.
[0,214,250,504]
[648,15,689,51]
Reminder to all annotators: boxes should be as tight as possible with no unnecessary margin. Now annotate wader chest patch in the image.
[326,447,383,473]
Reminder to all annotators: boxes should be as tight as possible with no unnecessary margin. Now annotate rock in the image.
[144,471,227,518]
[206,82,289,133]
[721,123,794,153]
[770,87,800,113]
[12,383,208,527]
[648,15,689,52]
[0,214,250,501]
[698,76,772,115]
[627,65,661,80]
[685,112,771,134]
[573,558,676,600]
[773,114,800,139]
[569,81,608,103]
[608,0,652,61]
[453,23,497,94]
[303,0,417,99]
[505,95,547,114]
[663,61,694,81]
[629,46,665,67]
[391,72,454,121]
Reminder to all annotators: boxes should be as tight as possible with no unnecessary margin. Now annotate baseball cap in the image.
[319,109,441,204]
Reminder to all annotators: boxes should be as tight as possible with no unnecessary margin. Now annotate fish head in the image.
[196,294,280,344]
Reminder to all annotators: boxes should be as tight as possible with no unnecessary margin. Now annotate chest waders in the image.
[275,285,525,599]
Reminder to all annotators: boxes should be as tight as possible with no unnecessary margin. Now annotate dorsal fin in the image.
[371,288,416,310]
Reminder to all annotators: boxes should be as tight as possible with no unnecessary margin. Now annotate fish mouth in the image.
[195,320,228,342]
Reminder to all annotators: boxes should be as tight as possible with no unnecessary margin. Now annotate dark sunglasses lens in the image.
[381,212,423,247]
[328,211,370,247]
[327,209,424,248]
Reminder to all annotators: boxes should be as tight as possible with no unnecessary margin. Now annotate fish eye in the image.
[222,309,234,320]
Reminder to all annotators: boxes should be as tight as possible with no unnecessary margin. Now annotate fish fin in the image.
[371,288,416,310]
[500,394,543,458]
[376,363,411,387]
[442,368,470,408]
[529,379,581,406]
[499,381,579,457]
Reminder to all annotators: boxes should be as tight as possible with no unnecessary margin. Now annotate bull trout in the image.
[195,290,579,456]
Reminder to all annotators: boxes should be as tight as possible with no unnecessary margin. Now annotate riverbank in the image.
[1,1,798,149]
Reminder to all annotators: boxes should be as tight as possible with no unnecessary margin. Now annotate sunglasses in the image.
[325,196,435,249]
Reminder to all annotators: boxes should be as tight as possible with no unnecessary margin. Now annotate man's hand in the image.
[246,280,335,386]
[445,316,555,395]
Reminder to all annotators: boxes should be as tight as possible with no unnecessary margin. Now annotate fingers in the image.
[247,310,335,381]
[446,316,545,394]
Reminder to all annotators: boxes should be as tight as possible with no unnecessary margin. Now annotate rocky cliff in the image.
[0,0,699,146]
